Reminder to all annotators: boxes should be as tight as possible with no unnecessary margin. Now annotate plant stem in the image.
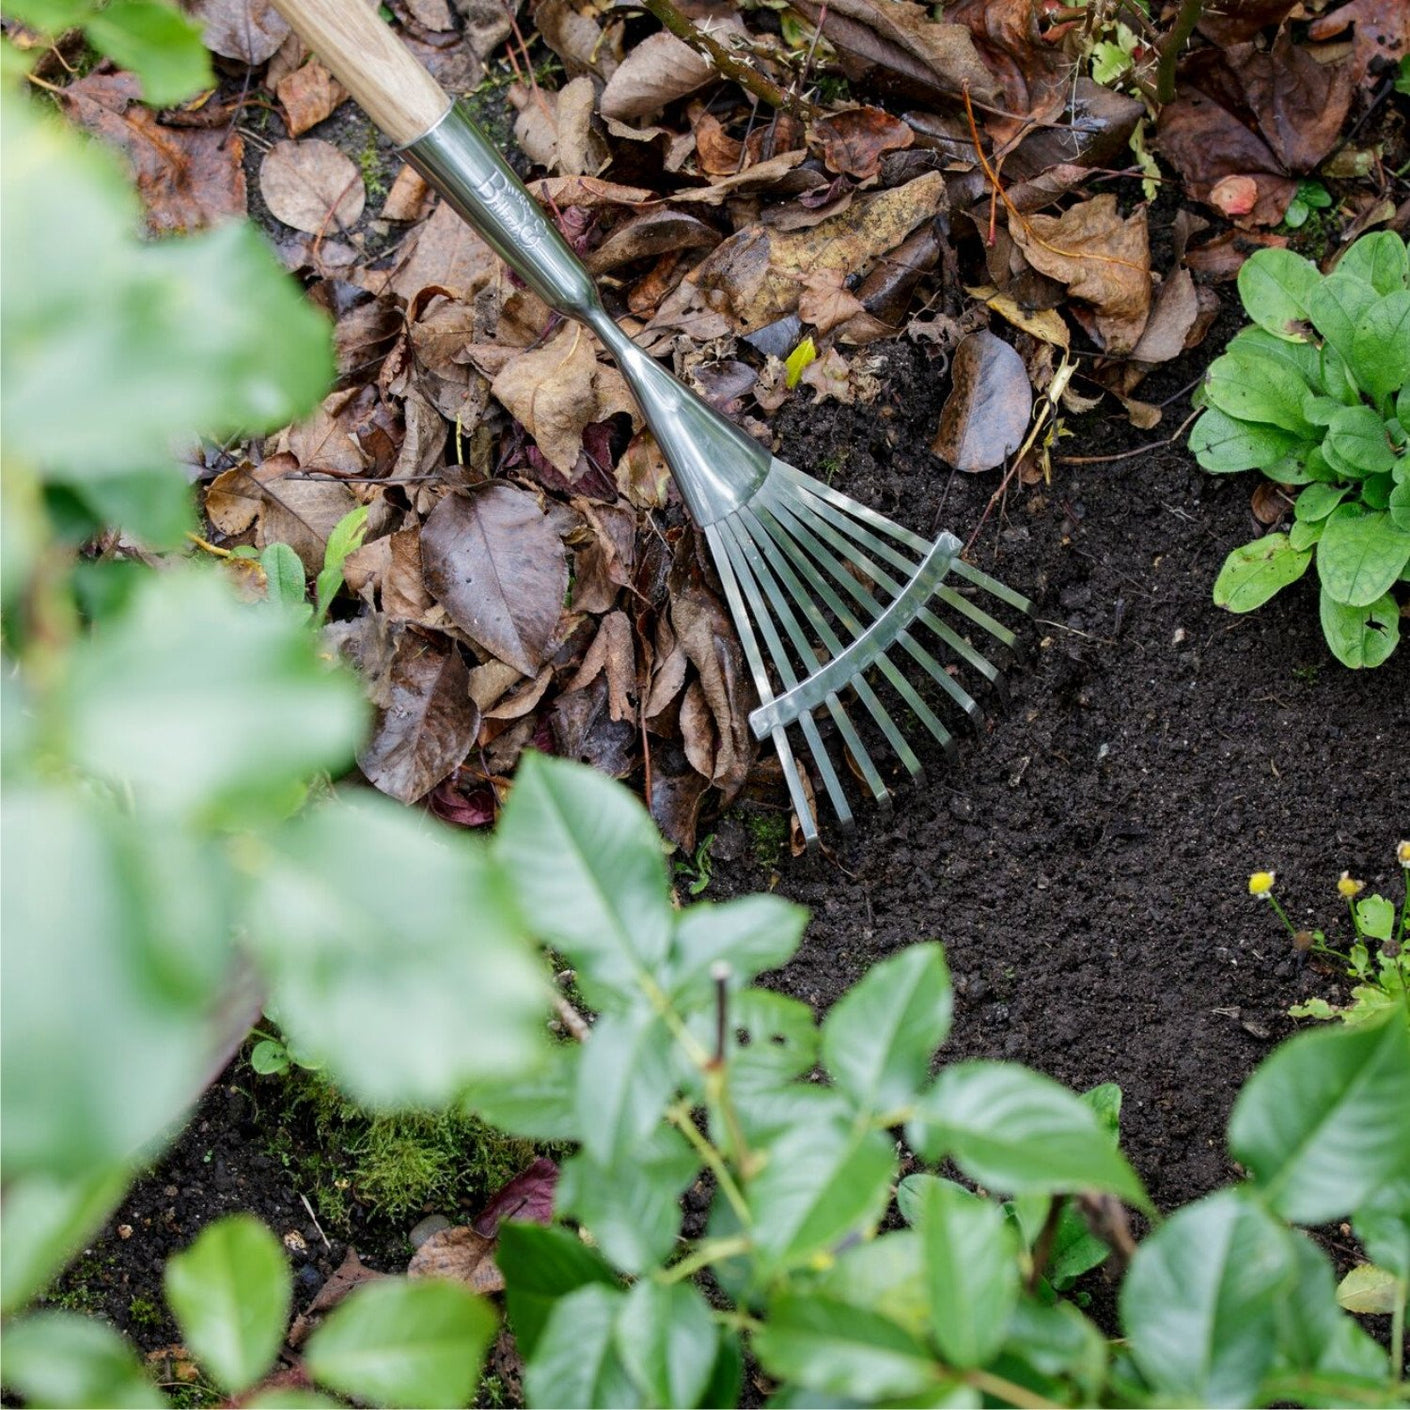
[1154,0,1203,105]
[1392,1277,1405,1383]
[662,1234,752,1284]
[666,1099,753,1229]
[1266,894,1299,939]
[963,1367,1064,1409]
[636,0,821,121]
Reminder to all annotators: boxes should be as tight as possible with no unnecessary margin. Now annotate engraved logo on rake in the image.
[472,169,544,251]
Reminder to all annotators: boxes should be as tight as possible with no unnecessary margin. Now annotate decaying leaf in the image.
[671,583,754,798]
[255,471,360,575]
[288,1248,386,1349]
[382,165,431,222]
[811,107,915,180]
[388,199,499,301]
[1009,195,1151,354]
[192,0,289,64]
[275,59,345,137]
[491,325,637,476]
[260,139,366,235]
[357,625,478,804]
[600,27,728,121]
[473,1157,558,1234]
[1129,268,1200,365]
[407,1226,505,1294]
[421,484,568,676]
[932,329,1032,472]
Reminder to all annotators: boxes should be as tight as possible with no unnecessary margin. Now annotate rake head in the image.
[704,458,1033,848]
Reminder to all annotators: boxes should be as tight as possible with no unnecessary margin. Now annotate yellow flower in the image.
[1248,871,1276,898]
[1337,872,1365,899]
[1398,840,1410,869]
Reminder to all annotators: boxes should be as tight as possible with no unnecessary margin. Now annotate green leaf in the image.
[1306,272,1380,369]
[1189,407,1305,472]
[1354,1178,1410,1278]
[1325,404,1398,477]
[247,796,547,1107]
[494,753,672,1004]
[164,1216,290,1394]
[1295,482,1351,523]
[1,0,97,30]
[1316,506,1410,606]
[747,1121,897,1275]
[62,568,366,820]
[1238,247,1320,340]
[822,943,952,1118]
[1351,290,1410,401]
[918,1178,1019,1368]
[2,1312,164,1408]
[1335,1263,1401,1314]
[1121,1190,1295,1406]
[723,989,820,1088]
[664,894,808,1006]
[1356,895,1397,942]
[1228,1016,1410,1224]
[305,1278,495,1409]
[1336,231,1409,295]
[497,1223,619,1361]
[576,1007,679,1164]
[462,1044,582,1142]
[815,1231,929,1338]
[701,1331,744,1410]
[754,1295,943,1401]
[1204,348,1316,434]
[524,1284,639,1409]
[1389,477,1410,532]
[250,1039,290,1076]
[260,542,309,613]
[556,1127,698,1275]
[84,0,212,106]
[909,1062,1148,1208]
[1212,534,1313,613]
[315,505,370,621]
[1289,517,1325,551]
[1319,589,1400,668]
[1,95,331,487]
[997,1301,1107,1404]
[615,1280,719,1409]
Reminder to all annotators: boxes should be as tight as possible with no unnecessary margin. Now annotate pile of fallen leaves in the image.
[41,0,1408,845]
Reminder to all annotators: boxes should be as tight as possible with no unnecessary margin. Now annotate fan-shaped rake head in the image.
[704,458,1032,848]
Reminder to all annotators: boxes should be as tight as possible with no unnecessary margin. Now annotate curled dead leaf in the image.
[192,0,289,64]
[600,27,729,121]
[275,59,345,137]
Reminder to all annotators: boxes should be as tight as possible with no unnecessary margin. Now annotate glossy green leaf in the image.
[1316,506,1410,606]
[1390,477,1410,532]
[498,1223,618,1361]
[1336,231,1409,295]
[1205,348,1316,435]
[1228,1017,1410,1223]
[997,1300,1108,1404]
[524,1283,638,1409]
[664,894,808,1006]
[1,95,330,487]
[494,753,672,1003]
[84,0,212,106]
[305,1278,495,1409]
[909,1062,1148,1208]
[1350,290,1410,401]
[165,1216,290,1394]
[1306,272,1380,369]
[247,795,546,1107]
[701,1331,744,1410]
[1289,517,1325,551]
[815,1231,929,1338]
[1121,1190,1295,1406]
[918,1177,1019,1367]
[1189,406,1305,473]
[1212,534,1313,613]
[1325,404,1398,477]
[615,1280,719,1409]
[723,989,820,1087]
[822,943,952,1117]
[2,1312,164,1408]
[1295,482,1351,523]
[755,1295,943,1401]
[556,1127,698,1275]
[1319,589,1400,668]
[1238,247,1319,340]
[576,1007,678,1164]
[748,1121,897,1274]
[1335,1263,1401,1314]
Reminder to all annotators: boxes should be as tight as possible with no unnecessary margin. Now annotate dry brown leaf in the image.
[275,59,345,137]
[692,110,744,176]
[58,73,246,234]
[798,268,866,337]
[191,0,289,64]
[600,28,725,121]
[421,484,569,676]
[526,175,656,210]
[616,432,672,508]
[484,665,554,721]
[406,0,453,30]
[1226,32,1355,173]
[535,0,622,80]
[1129,268,1199,365]
[932,329,1032,472]
[408,1226,505,1294]
[556,75,609,176]
[811,107,915,180]
[1009,194,1151,355]
[674,150,810,206]
[256,474,360,575]
[408,296,493,424]
[382,165,431,222]
[566,610,636,722]
[586,210,721,274]
[388,199,498,301]
[285,389,373,478]
[205,456,291,537]
[692,171,946,332]
[491,325,637,476]
[969,284,1069,350]
[384,527,436,621]
[260,139,365,235]
[672,583,753,797]
[288,1249,386,1349]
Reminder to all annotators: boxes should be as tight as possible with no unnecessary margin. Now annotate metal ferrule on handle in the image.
[403,104,770,527]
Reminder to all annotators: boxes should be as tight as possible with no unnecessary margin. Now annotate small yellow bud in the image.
[1337,872,1365,899]
[1398,840,1410,869]
[1248,871,1276,898]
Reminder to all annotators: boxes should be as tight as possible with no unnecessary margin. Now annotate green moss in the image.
[354,128,390,202]
[744,811,789,869]
[127,1294,164,1330]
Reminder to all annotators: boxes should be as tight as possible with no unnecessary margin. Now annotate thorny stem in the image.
[1154,0,1203,106]
[636,0,821,122]
[666,1098,753,1228]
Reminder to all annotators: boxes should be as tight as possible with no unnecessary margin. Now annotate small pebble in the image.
[409,1214,452,1248]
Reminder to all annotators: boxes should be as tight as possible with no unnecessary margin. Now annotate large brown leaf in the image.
[388,199,499,302]
[600,27,735,121]
[191,0,289,64]
[811,107,915,180]
[421,484,568,676]
[931,330,1032,472]
[358,626,478,804]
[671,583,753,799]
[260,139,366,235]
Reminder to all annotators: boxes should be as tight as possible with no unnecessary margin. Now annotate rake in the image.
[270,0,1032,845]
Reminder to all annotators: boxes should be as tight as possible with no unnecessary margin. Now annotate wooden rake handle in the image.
[266,0,450,146]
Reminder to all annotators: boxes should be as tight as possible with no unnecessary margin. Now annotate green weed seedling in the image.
[1190,230,1410,667]
[1249,849,1410,1026]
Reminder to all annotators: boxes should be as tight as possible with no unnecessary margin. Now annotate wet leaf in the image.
[798,269,866,336]
[932,330,1032,473]
[421,484,568,676]
[812,107,915,180]
[254,471,359,577]
[1229,31,1356,174]
[358,626,477,804]
[191,0,289,64]
[260,139,366,236]
[1130,269,1200,364]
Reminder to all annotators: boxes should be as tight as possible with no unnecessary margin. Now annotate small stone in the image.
[1096,742,1111,763]
[409,1214,453,1249]
[283,1230,307,1254]
[118,1224,134,1240]
[1172,627,1188,646]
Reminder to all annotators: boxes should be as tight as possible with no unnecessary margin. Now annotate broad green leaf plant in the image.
[1191,231,1410,667]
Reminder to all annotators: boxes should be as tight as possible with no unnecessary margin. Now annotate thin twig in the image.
[1155,0,1203,106]
[1054,408,1199,464]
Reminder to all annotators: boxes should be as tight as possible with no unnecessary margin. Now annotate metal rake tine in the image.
[759,497,985,730]
[704,523,818,845]
[715,517,858,831]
